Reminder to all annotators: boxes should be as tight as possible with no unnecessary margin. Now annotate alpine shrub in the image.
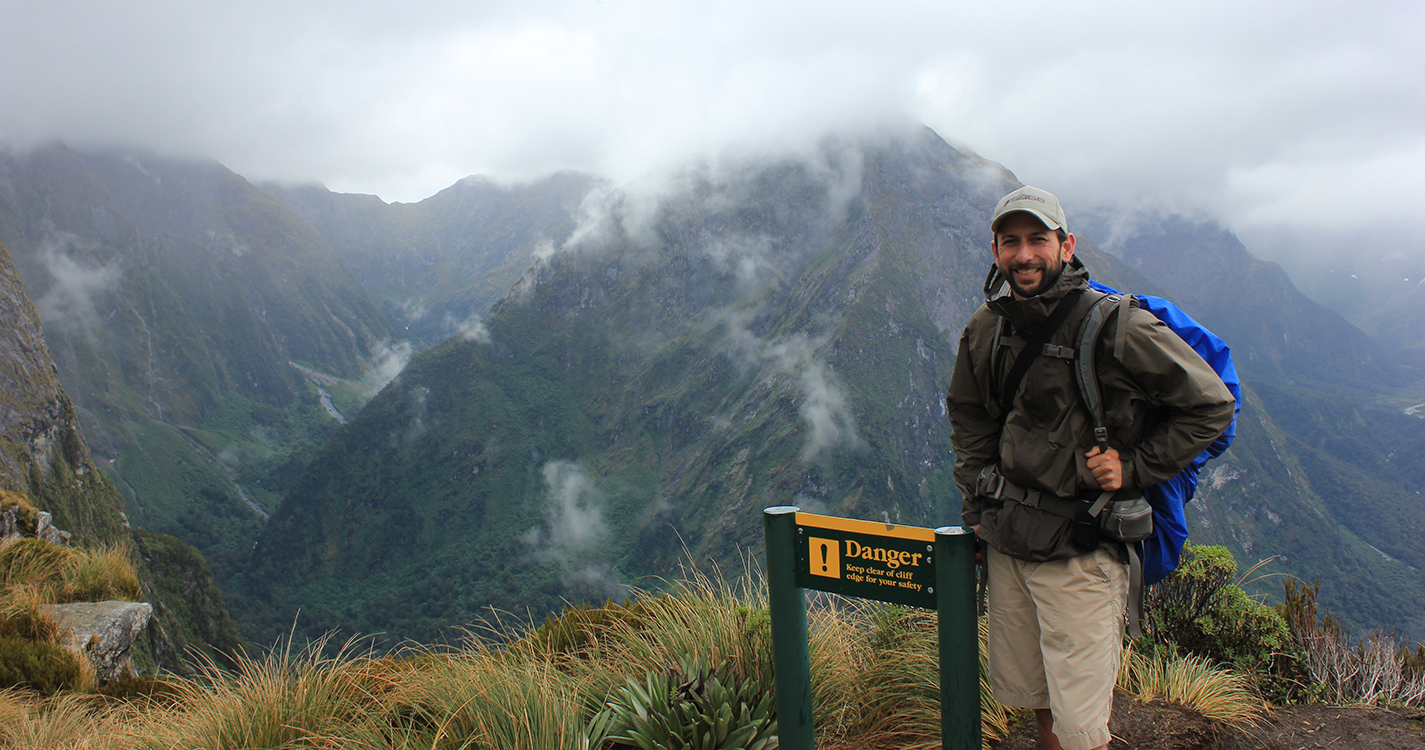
[1143,544,1295,698]
[0,635,82,694]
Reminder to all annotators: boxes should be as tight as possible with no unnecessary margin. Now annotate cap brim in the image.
[991,208,1062,233]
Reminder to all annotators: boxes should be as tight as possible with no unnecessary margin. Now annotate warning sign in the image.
[793,513,937,609]
[808,537,840,578]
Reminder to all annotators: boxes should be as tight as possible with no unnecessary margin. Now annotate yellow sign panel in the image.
[808,537,840,578]
[793,512,938,609]
[793,512,935,542]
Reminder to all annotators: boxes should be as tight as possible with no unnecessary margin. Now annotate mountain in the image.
[1073,211,1404,392]
[0,237,242,671]
[238,129,1186,644]
[262,172,598,347]
[0,143,394,589]
[1368,278,1425,369]
[0,238,127,545]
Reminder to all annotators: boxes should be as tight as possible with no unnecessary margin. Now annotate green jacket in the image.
[946,259,1235,561]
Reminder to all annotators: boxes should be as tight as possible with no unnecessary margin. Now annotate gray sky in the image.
[3,0,1422,278]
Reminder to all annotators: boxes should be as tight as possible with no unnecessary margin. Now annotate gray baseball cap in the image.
[991,186,1068,234]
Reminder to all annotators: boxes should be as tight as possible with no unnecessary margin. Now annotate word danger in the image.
[841,540,925,569]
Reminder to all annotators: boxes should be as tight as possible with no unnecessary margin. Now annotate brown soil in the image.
[991,693,1425,750]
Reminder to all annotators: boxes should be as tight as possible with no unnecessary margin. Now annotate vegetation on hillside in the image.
[0,553,1318,750]
[0,530,142,694]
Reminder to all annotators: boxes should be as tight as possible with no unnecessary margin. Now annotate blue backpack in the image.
[1085,281,1241,585]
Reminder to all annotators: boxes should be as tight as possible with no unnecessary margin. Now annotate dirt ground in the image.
[991,693,1425,750]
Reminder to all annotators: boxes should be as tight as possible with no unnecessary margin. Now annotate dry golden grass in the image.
[1119,644,1264,726]
[0,561,1271,750]
[0,536,140,607]
[0,689,127,750]
[126,635,396,750]
[388,647,589,750]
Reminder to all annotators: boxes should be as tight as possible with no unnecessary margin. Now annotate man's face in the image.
[992,212,1076,298]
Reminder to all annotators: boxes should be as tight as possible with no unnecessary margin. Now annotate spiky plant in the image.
[587,658,777,750]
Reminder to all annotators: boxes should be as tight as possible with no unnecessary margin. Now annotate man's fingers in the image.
[1085,446,1101,459]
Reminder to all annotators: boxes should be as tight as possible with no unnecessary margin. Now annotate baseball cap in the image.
[991,186,1068,234]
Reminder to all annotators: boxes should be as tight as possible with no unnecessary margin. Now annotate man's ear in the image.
[990,238,999,260]
[1060,233,1076,263]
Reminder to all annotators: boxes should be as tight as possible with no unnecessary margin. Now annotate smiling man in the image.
[945,186,1235,750]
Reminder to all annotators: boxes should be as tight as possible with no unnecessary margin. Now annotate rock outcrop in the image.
[0,239,128,546]
[44,601,154,683]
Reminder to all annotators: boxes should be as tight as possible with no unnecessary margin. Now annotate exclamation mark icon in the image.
[809,537,839,578]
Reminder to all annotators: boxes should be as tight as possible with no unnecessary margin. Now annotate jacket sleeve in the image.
[1114,309,1236,490]
[946,326,1000,527]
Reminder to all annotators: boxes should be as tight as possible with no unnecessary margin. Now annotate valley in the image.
[2,129,1421,649]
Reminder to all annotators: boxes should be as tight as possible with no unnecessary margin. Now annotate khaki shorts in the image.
[986,546,1128,750]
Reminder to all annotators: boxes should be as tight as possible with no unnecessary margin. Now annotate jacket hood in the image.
[984,256,1091,333]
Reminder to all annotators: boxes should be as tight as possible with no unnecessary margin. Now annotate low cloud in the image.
[361,339,413,397]
[34,233,122,334]
[723,311,865,461]
[521,460,622,596]
[444,312,492,344]
[385,384,430,447]
[796,361,862,461]
[524,459,606,554]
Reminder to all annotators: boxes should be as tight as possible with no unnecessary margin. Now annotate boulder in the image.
[0,506,16,540]
[44,601,153,683]
[34,511,71,546]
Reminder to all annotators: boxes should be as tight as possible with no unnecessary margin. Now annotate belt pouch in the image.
[1071,506,1100,550]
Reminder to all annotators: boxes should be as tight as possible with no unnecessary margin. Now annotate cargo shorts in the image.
[985,545,1128,750]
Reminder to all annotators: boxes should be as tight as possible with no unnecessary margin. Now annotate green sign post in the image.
[764,506,980,750]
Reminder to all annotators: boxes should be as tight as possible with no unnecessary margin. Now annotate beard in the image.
[1006,257,1065,298]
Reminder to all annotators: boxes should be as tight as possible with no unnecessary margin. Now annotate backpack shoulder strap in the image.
[994,289,1084,422]
[1074,290,1147,638]
[1074,293,1126,448]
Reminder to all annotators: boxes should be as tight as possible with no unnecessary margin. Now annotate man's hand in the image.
[1085,446,1123,491]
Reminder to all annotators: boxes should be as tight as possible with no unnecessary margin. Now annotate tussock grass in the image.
[0,537,141,608]
[0,561,1272,749]
[830,608,1008,750]
[60,544,141,603]
[0,688,126,750]
[129,636,395,750]
[390,648,588,750]
[1,535,141,693]
[1119,645,1264,726]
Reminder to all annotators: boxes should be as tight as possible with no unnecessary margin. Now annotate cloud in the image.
[722,311,865,461]
[33,233,122,334]
[516,459,629,597]
[443,313,492,344]
[4,0,1416,281]
[361,339,413,397]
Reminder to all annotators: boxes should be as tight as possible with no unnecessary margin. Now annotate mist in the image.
[2,0,1418,277]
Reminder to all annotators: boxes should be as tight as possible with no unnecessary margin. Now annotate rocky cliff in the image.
[0,238,243,671]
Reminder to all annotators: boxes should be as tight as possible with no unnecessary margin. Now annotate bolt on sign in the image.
[794,512,937,609]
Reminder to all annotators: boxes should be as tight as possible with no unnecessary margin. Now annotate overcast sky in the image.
[2,0,1422,279]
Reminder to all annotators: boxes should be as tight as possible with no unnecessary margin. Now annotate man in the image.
[946,186,1235,750]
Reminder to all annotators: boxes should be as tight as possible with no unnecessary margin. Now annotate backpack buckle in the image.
[976,465,1006,501]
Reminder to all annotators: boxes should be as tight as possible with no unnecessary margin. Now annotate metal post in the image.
[935,525,980,750]
[764,506,814,750]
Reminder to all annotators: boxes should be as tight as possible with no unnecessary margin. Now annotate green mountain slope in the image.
[239,130,1174,644]
[0,144,394,588]
[0,238,242,670]
[243,133,954,642]
[263,172,597,346]
[1074,212,1402,391]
